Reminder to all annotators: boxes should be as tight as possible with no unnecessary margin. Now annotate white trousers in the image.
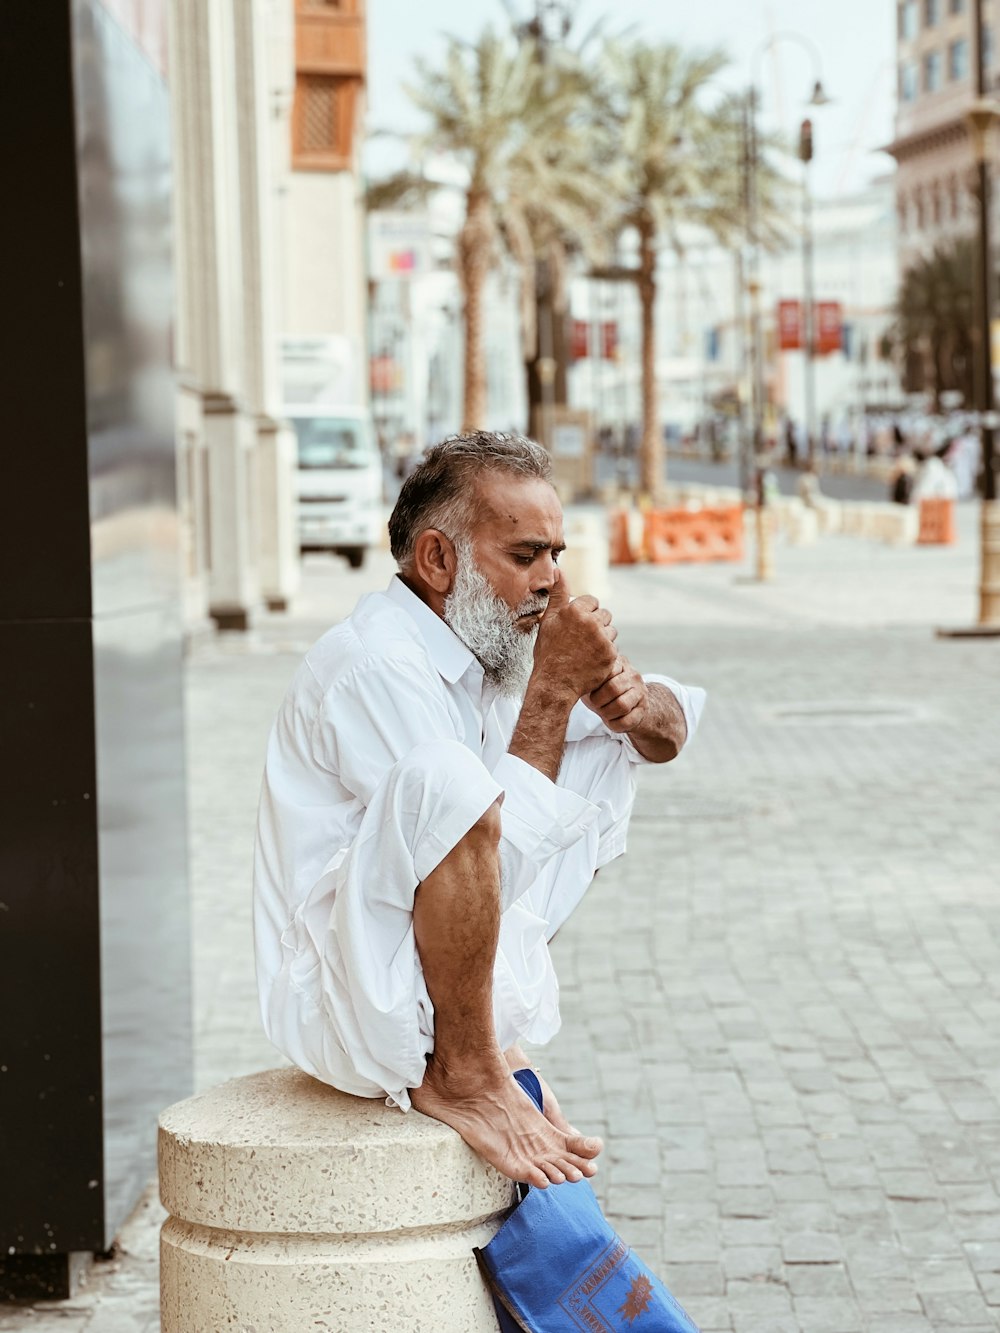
[263,735,637,1109]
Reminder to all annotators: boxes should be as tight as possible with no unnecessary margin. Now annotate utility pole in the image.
[971,0,1000,624]
[939,0,1000,635]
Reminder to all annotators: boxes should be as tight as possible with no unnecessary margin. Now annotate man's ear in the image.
[412,528,457,595]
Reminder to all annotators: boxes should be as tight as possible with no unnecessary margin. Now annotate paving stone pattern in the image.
[3,508,999,1330]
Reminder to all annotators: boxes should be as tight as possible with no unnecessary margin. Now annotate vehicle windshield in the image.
[293,417,373,470]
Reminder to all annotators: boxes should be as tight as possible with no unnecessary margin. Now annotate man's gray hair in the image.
[388,431,552,569]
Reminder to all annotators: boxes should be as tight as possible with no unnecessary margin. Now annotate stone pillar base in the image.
[159,1068,512,1332]
[210,606,250,632]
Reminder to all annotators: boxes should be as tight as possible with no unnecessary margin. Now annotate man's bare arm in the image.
[625,681,687,763]
[509,680,577,780]
[585,663,687,763]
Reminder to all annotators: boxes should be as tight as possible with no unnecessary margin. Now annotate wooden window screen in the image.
[292,73,356,169]
[301,74,338,153]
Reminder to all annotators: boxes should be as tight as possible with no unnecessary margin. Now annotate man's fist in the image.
[584,656,649,734]
[530,572,618,702]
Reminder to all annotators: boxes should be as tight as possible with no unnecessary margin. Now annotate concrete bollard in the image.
[159,1068,514,1332]
[561,509,610,600]
[786,504,820,546]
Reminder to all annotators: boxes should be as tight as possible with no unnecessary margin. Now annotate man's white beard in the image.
[444,539,544,698]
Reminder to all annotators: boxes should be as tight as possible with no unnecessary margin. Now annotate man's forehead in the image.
[476,473,563,535]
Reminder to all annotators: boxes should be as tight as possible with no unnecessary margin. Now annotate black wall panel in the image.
[0,0,191,1298]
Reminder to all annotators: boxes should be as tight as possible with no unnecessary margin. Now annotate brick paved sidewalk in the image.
[4,507,999,1331]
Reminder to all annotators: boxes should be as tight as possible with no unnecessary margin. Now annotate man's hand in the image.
[530,570,618,705]
[586,663,688,763]
[583,656,649,734]
[509,572,618,782]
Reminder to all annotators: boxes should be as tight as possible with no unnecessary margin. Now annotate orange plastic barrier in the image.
[917,497,956,545]
[608,508,637,564]
[644,506,745,565]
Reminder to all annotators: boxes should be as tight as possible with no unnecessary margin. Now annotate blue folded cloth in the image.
[473,1068,701,1332]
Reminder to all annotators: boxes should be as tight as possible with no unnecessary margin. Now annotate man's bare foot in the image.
[502,1049,584,1140]
[411,1052,603,1188]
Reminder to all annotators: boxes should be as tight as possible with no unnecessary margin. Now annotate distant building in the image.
[887,0,995,267]
[283,0,369,374]
[169,0,372,632]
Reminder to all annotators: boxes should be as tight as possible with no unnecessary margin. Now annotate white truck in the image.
[280,336,383,569]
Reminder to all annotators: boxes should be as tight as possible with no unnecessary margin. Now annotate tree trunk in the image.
[931,331,944,413]
[637,217,661,499]
[459,190,492,431]
[524,255,569,444]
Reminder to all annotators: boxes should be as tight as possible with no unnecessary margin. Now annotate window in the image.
[292,73,360,170]
[900,61,920,100]
[925,0,940,25]
[984,24,995,67]
[292,418,375,470]
[924,49,943,90]
[950,0,966,13]
[949,37,969,79]
[900,0,919,39]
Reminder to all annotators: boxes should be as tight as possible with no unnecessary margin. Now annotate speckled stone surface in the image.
[160,1218,503,1331]
[158,1068,511,1330]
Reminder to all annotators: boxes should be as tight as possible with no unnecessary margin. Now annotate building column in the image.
[170,0,260,629]
[232,0,299,611]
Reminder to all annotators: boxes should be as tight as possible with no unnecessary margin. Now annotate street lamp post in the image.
[799,115,818,468]
[745,35,831,578]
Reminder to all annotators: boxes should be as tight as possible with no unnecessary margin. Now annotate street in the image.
[5,505,999,1332]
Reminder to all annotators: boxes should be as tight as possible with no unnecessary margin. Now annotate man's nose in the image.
[532,555,559,593]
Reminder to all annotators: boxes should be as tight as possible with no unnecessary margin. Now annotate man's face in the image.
[461,474,566,623]
[441,474,565,696]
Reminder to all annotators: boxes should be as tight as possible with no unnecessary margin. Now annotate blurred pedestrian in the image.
[784,417,797,467]
[910,448,958,502]
[945,428,980,500]
[888,455,915,505]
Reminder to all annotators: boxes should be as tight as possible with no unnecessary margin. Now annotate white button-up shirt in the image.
[254,576,705,1106]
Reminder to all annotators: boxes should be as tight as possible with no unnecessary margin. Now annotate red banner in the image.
[815,302,843,356]
[570,320,589,361]
[777,300,803,351]
[570,320,619,361]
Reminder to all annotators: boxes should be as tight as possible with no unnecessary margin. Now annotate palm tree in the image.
[893,239,975,409]
[395,29,604,432]
[594,40,730,498]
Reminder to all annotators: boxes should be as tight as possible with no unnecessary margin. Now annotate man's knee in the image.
[383,740,504,885]
[465,794,503,848]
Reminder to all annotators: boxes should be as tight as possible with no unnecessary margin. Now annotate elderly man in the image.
[254,432,704,1189]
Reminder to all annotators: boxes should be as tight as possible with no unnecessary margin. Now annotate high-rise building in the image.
[888,0,997,267]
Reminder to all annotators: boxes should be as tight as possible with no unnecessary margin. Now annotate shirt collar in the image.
[385,575,478,685]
